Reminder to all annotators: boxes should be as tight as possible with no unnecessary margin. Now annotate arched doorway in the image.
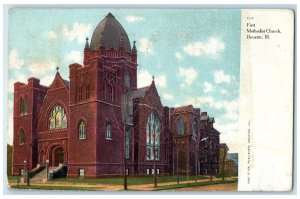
[49,146,65,166]
[40,150,45,165]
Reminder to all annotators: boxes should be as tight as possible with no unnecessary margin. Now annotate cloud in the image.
[8,74,28,93]
[222,111,239,121]
[137,69,152,88]
[213,70,232,84]
[138,38,153,54]
[155,75,166,88]
[6,98,14,144]
[221,89,228,94]
[214,98,239,113]
[137,69,166,88]
[7,98,13,110]
[175,52,184,60]
[7,108,14,145]
[28,61,56,75]
[186,96,214,107]
[204,81,213,93]
[40,75,55,86]
[215,118,239,134]
[183,37,225,57]
[179,67,197,87]
[62,22,92,43]
[186,95,239,120]
[125,15,145,22]
[45,30,57,39]
[9,50,24,70]
[65,50,82,64]
[162,93,174,100]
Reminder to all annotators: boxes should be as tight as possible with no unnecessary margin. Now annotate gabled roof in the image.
[48,72,70,91]
[122,86,150,125]
[126,86,150,100]
[64,80,70,89]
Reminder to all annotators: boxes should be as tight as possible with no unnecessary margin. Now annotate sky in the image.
[7,8,241,153]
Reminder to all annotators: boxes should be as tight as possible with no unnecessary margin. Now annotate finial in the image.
[152,75,155,81]
[132,40,137,52]
[56,66,59,72]
[106,12,115,18]
[85,37,90,49]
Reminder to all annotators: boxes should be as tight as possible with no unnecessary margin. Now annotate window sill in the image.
[105,138,112,140]
[79,138,86,140]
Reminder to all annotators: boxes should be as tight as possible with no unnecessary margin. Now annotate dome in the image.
[90,13,131,52]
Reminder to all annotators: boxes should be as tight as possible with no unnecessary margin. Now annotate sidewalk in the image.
[9,177,237,191]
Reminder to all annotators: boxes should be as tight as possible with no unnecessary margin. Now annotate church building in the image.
[12,13,221,178]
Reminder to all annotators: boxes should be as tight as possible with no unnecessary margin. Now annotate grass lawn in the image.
[50,175,209,186]
[155,179,237,191]
[155,180,237,191]
[10,185,99,191]
[7,176,21,183]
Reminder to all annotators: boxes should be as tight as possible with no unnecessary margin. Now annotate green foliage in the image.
[10,185,99,191]
[50,175,209,185]
[8,176,21,183]
[155,179,237,191]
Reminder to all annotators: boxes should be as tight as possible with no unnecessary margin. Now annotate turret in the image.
[83,37,91,66]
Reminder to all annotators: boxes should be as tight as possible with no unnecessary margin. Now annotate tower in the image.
[12,78,47,175]
[68,13,138,177]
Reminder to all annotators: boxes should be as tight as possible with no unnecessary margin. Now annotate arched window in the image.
[192,117,197,136]
[49,105,67,130]
[106,122,112,139]
[78,121,86,139]
[178,117,185,136]
[20,96,28,115]
[19,129,25,145]
[146,111,160,160]
[125,73,130,88]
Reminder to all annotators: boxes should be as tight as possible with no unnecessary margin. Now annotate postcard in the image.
[5,8,294,192]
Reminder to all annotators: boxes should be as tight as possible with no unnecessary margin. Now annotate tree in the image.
[103,103,131,190]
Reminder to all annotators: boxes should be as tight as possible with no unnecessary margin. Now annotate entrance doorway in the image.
[49,146,65,166]
[54,147,64,166]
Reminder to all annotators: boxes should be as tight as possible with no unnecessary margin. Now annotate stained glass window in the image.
[79,121,86,139]
[178,117,185,135]
[49,105,67,130]
[146,112,160,160]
